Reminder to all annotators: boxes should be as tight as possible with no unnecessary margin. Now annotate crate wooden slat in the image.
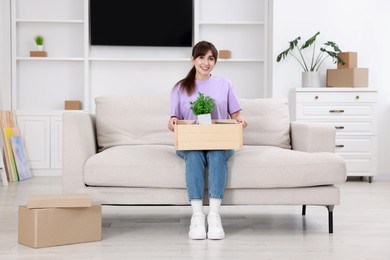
[174,120,242,150]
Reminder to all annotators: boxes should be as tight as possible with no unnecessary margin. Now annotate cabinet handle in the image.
[335,126,345,130]
[329,109,344,113]
[314,95,319,100]
[355,95,360,100]
[335,144,344,148]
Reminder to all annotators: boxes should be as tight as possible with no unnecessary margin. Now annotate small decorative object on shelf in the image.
[190,92,215,125]
[30,51,47,57]
[65,100,82,110]
[276,31,344,88]
[219,50,231,59]
[34,35,44,51]
[30,35,47,57]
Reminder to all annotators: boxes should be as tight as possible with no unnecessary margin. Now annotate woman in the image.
[168,41,247,240]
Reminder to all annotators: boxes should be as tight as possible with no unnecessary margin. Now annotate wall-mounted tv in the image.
[90,0,193,47]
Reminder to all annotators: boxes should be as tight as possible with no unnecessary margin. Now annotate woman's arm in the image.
[230,111,248,128]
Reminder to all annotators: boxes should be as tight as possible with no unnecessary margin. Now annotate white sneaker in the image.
[207,213,225,240]
[189,213,206,240]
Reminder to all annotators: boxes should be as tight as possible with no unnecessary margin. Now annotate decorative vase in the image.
[302,71,320,87]
[197,113,212,125]
[36,45,43,51]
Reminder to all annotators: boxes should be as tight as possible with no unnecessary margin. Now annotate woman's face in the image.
[192,50,216,80]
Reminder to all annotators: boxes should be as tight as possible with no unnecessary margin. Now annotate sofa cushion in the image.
[84,145,186,188]
[239,98,291,149]
[227,146,346,189]
[95,95,172,151]
[84,145,346,189]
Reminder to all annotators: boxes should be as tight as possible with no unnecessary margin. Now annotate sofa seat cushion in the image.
[85,145,346,189]
[84,145,186,188]
[227,146,346,189]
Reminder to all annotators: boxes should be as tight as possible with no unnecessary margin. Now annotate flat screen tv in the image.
[90,0,193,47]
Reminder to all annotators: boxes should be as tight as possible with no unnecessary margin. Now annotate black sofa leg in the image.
[327,205,334,234]
[302,205,306,215]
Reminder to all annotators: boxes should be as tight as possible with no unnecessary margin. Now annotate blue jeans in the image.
[176,150,234,201]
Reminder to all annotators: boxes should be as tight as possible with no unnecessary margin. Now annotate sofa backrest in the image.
[95,95,291,151]
[95,95,172,151]
[239,98,291,149]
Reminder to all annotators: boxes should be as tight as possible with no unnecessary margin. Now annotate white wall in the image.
[0,0,11,109]
[272,0,390,178]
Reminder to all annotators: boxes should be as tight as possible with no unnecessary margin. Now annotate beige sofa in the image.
[62,95,346,233]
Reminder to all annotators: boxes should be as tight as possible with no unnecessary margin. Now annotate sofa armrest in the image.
[62,112,97,193]
[290,122,335,153]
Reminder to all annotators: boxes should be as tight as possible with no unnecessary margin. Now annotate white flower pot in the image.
[302,71,320,87]
[36,45,43,51]
[197,113,212,125]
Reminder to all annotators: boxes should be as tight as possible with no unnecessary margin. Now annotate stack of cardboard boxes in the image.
[326,52,369,87]
[18,194,101,248]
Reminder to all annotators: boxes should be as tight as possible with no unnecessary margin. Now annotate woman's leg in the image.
[176,150,207,239]
[206,150,234,200]
[176,150,207,200]
[206,150,234,239]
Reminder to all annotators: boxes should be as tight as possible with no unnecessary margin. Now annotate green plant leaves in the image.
[34,35,44,45]
[276,31,344,71]
[301,31,320,49]
[190,92,215,116]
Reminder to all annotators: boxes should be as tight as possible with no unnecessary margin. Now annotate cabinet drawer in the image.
[332,121,376,135]
[342,157,376,176]
[296,91,377,103]
[296,104,374,119]
[335,137,376,154]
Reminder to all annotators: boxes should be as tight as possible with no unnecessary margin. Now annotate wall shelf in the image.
[16,19,84,24]
[17,57,84,61]
[198,21,265,25]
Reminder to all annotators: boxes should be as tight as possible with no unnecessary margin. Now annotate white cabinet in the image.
[16,113,62,176]
[295,88,377,182]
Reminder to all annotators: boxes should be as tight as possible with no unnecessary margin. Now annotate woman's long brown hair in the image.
[175,41,218,95]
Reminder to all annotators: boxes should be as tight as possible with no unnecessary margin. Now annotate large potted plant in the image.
[276,31,344,87]
[190,92,215,125]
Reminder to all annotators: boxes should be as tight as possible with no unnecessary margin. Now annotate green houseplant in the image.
[34,35,44,51]
[276,31,344,87]
[190,92,215,125]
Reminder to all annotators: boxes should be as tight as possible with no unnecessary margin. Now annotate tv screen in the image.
[90,0,193,47]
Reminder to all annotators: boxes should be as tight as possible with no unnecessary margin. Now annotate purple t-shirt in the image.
[170,76,241,120]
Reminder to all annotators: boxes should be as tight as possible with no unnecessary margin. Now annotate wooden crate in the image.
[174,120,242,150]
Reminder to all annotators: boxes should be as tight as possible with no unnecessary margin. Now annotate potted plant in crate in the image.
[34,35,44,51]
[190,92,215,125]
[276,31,344,87]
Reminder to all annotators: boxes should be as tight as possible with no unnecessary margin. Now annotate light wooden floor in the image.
[1,176,389,260]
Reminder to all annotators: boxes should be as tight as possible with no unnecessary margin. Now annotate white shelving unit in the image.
[11,0,270,175]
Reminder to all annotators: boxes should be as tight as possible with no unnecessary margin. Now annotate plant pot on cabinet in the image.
[197,113,212,125]
[302,71,320,87]
[36,45,43,51]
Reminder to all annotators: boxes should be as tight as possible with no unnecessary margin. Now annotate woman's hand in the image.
[231,112,248,128]
[168,117,179,132]
[235,115,248,128]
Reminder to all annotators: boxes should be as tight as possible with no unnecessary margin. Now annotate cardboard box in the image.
[65,100,81,110]
[219,50,231,59]
[27,193,92,209]
[174,120,242,150]
[18,204,102,248]
[326,68,368,87]
[337,52,358,69]
[30,51,48,57]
